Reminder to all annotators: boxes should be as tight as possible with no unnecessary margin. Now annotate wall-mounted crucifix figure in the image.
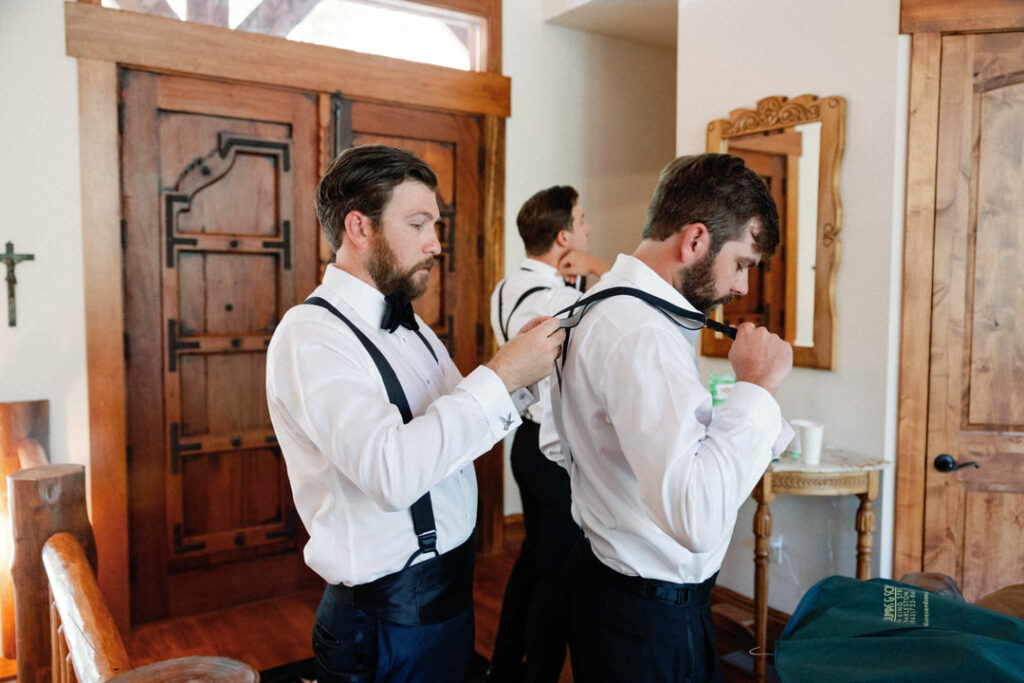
[2,242,34,327]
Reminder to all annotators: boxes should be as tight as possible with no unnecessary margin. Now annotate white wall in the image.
[502,0,676,513]
[0,0,90,469]
[677,0,909,612]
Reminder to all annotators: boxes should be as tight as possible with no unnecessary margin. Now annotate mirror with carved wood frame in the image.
[703,94,845,370]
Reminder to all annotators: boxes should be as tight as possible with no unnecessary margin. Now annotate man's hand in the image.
[728,322,792,395]
[557,250,610,284]
[487,317,565,392]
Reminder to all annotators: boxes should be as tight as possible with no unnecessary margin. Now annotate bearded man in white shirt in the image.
[486,186,608,683]
[550,153,794,682]
[266,144,565,683]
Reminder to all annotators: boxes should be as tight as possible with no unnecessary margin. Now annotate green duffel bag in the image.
[775,576,1024,682]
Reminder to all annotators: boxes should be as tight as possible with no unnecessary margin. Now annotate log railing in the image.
[11,464,259,682]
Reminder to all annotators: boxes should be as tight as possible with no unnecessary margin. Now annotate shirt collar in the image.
[608,254,704,346]
[609,254,702,314]
[519,257,560,282]
[322,265,387,328]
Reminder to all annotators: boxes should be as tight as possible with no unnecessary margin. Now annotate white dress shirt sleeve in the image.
[599,326,784,554]
[268,318,520,512]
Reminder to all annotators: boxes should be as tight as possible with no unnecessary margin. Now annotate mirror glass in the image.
[703,95,845,369]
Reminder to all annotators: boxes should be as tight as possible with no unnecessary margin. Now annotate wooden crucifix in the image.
[2,242,34,327]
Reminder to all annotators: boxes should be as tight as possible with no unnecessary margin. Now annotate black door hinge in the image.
[169,422,201,475]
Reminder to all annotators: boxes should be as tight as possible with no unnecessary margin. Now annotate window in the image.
[101,0,486,71]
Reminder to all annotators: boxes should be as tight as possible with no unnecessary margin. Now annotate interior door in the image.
[122,69,321,623]
[327,98,502,550]
[924,31,1024,601]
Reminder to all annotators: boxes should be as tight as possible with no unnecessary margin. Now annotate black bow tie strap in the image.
[382,295,419,333]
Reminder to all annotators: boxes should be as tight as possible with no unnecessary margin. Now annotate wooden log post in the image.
[0,399,50,659]
[10,464,96,683]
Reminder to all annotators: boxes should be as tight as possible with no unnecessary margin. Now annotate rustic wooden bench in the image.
[11,465,259,682]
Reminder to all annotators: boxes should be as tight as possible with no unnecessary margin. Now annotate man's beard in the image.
[367,233,434,301]
[679,250,734,315]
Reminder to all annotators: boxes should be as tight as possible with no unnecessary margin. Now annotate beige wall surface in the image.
[677,0,908,613]
[0,0,90,470]
[502,1,676,513]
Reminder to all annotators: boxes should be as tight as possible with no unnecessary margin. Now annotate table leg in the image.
[855,471,879,580]
[855,493,876,580]
[752,478,773,680]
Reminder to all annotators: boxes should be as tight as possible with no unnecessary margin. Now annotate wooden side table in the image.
[750,450,888,680]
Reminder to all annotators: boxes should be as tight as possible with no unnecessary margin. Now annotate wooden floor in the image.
[124,525,547,675]
[123,528,761,683]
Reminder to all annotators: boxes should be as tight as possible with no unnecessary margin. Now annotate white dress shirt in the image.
[266,266,520,586]
[489,258,584,426]
[550,254,792,584]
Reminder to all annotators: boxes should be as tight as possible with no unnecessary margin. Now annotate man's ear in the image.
[343,211,373,249]
[678,222,710,265]
[555,229,571,248]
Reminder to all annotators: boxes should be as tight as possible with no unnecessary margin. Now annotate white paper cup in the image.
[790,419,824,465]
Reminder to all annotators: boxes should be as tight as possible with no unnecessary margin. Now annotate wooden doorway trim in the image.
[895,0,1024,580]
[72,1,508,632]
[65,2,509,117]
[894,32,941,580]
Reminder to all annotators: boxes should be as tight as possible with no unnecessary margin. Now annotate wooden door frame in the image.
[894,0,1024,579]
[70,0,508,631]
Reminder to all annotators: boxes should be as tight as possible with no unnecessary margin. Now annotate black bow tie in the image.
[381,295,419,333]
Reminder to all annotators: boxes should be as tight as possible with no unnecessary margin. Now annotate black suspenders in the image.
[304,296,439,569]
[553,286,737,387]
[497,280,552,343]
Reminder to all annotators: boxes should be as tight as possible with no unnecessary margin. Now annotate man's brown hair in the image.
[642,154,779,257]
[516,185,579,256]
[316,144,439,252]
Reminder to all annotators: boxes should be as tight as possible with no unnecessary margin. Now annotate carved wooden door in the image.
[121,70,321,623]
[327,98,501,548]
[924,31,1024,601]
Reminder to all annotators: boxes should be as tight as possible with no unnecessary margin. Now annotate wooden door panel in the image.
[924,32,1024,601]
[123,69,320,623]
[178,354,272,435]
[968,78,1024,428]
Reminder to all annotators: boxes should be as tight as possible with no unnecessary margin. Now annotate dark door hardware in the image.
[933,454,980,472]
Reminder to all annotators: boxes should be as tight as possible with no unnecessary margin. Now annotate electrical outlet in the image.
[769,535,783,564]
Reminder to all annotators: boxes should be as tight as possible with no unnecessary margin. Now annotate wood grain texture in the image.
[894,32,942,581]
[65,2,510,117]
[0,400,49,658]
[42,533,131,683]
[922,31,1024,602]
[924,32,974,584]
[901,0,1024,33]
[480,114,506,554]
[109,656,258,682]
[124,70,320,621]
[10,465,96,683]
[77,57,131,633]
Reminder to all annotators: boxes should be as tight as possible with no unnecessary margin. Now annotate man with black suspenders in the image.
[266,145,565,683]
[549,155,794,682]
[485,186,608,682]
